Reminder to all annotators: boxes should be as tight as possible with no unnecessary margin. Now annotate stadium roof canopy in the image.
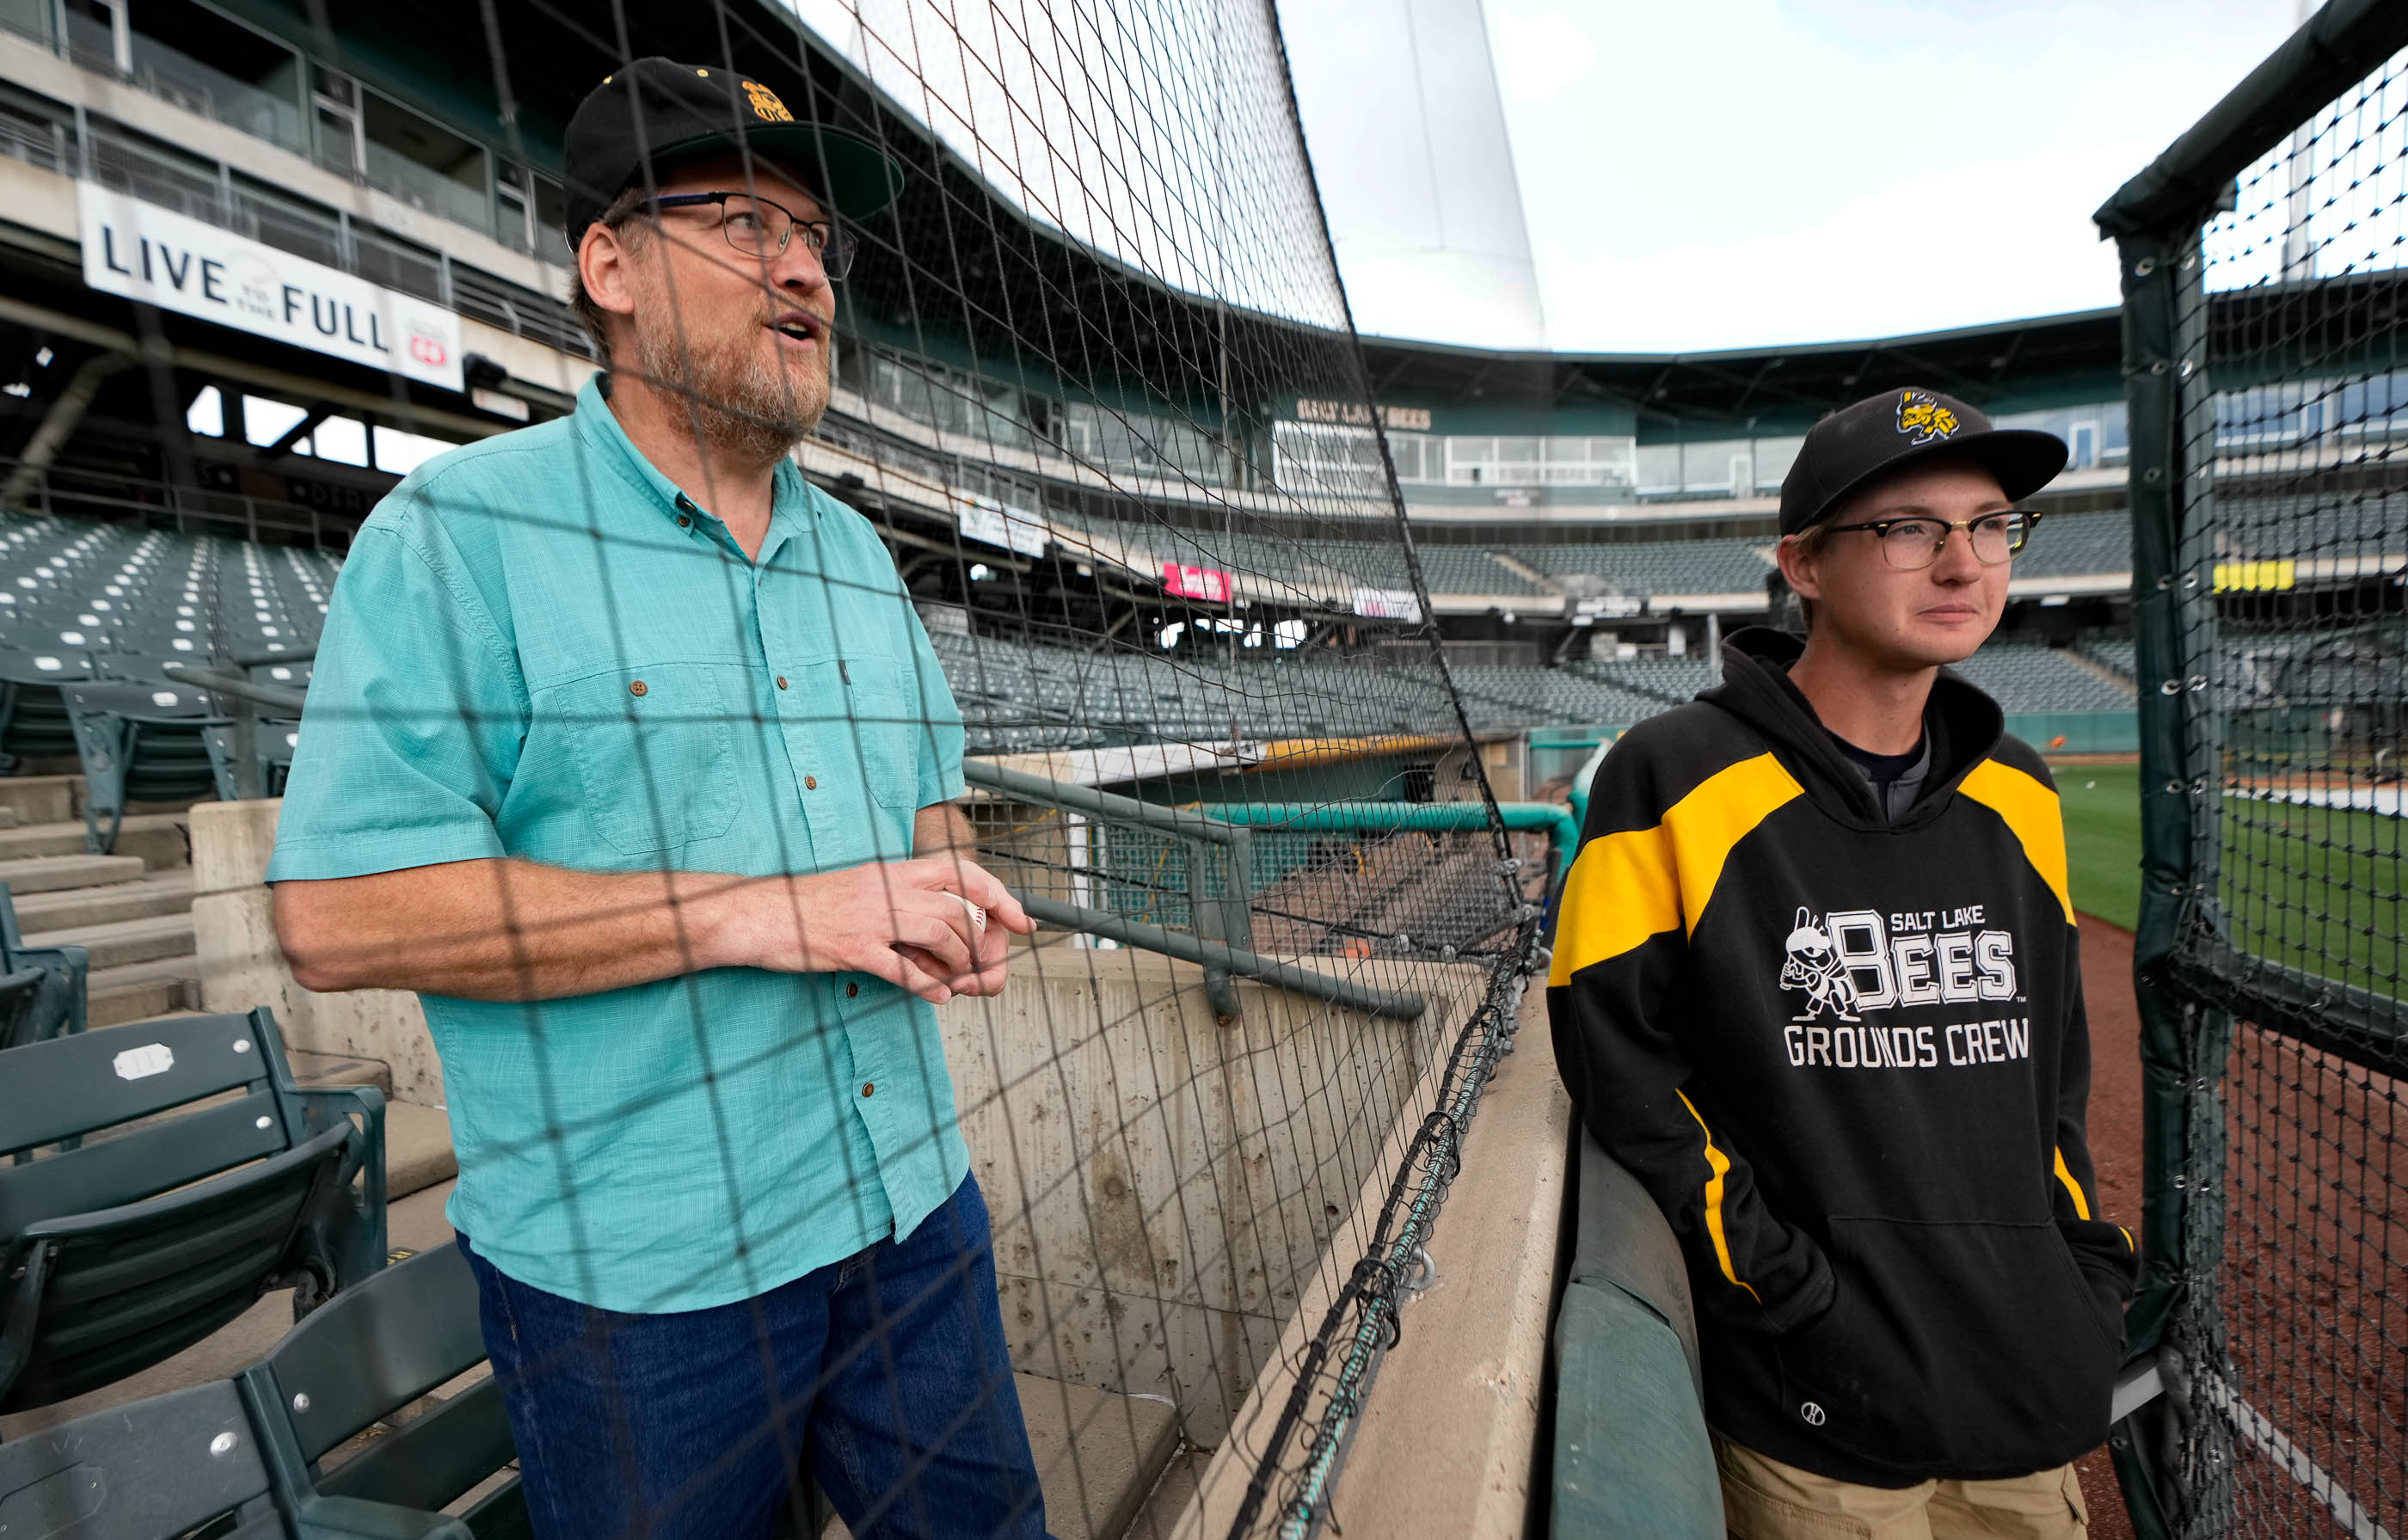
[1356,309,2128,441]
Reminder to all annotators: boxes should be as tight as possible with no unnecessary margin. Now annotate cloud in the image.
[1535,142,2157,351]
[1470,0,2298,347]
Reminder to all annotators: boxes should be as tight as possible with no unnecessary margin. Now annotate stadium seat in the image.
[0,1379,290,1539]
[0,650,88,770]
[61,680,234,854]
[235,1244,527,1539]
[0,880,89,1050]
[2084,635,2138,682]
[0,1008,387,1417]
[1946,643,2135,714]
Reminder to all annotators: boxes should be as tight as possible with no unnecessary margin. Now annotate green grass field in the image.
[2218,787,2405,999]
[2052,760,2405,997]
[2057,762,2144,932]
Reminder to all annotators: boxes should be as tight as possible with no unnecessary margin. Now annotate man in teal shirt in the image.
[269,59,1046,1540]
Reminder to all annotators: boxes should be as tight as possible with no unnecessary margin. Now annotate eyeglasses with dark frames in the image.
[642,191,857,280]
[1822,510,2040,571]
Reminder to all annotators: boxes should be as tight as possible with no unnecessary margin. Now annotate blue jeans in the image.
[458,1177,1049,1540]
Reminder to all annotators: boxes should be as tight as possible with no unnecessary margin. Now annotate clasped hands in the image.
[704,855,1035,1004]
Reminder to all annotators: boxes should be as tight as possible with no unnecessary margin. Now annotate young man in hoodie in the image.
[1549,388,2135,1538]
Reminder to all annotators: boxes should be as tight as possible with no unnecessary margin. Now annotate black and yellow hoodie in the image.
[1549,627,2136,1488]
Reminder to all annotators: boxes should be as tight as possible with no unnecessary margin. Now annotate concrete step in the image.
[0,814,187,872]
[826,1376,1181,1540]
[0,852,149,896]
[387,1101,457,1201]
[1126,1448,1201,1540]
[87,955,200,1028]
[10,870,194,930]
[0,775,79,828]
[289,1049,391,1097]
[22,911,194,971]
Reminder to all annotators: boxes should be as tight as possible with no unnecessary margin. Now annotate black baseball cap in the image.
[1778,387,2067,537]
[562,58,906,249]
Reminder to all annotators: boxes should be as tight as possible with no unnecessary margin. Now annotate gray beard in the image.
[628,322,828,462]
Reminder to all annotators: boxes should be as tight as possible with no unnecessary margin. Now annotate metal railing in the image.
[962,764,1572,1021]
[962,760,1431,1021]
[0,459,344,549]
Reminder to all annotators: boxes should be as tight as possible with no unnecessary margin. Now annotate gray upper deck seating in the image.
[2083,635,2138,681]
[0,1008,386,1416]
[2014,512,2130,579]
[1508,538,1772,596]
[1948,643,2136,714]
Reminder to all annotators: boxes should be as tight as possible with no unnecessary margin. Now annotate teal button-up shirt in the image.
[267,377,971,1313]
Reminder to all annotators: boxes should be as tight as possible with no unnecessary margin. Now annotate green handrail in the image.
[1191,800,1580,887]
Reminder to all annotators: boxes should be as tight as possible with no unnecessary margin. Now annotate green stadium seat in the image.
[1551,1130,1722,1537]
[0,880,89,1050]
[0,1008,387,1416]
[62,681,235,855]
[0,1380,288,1539]
[235,1244,526,1540]
[0,651,89,771]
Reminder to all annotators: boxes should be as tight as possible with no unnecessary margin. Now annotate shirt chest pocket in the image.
[556,665,743,855]
[838,654,923,811]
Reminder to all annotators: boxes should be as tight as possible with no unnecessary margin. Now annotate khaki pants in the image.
[1715,1438,2088,1540]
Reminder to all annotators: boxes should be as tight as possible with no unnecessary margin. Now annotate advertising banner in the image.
[78,183,464,392]
[1570,592,1646,621]
[955,494,1049,557]
[1351,587,1423,623]
[1161,562,1232,602]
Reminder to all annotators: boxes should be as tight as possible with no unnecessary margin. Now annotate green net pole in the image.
[2112,224,2211,1540]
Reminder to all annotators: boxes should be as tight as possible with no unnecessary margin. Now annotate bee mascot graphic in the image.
[1780,907,1864,1023]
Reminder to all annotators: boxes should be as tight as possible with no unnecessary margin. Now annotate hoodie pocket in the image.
[1775,1218,2121,1474]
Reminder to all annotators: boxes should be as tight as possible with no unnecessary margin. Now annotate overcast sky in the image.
[1293,0,2310,352]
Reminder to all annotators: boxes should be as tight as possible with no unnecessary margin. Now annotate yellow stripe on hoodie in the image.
[1551,752,1803,985]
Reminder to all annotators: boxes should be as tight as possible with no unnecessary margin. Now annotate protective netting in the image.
[2126,30,2408,1540]
[0,1,1539,1537]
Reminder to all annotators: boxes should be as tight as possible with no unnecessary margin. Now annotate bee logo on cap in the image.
[1895,390,1959,446]
[742,79,794,122]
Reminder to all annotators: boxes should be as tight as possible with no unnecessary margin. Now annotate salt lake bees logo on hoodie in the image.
[1895,389,1959,445]
[1780,909,1863,1022]
[1775,902,2034,1071]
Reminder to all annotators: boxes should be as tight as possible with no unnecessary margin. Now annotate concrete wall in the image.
[188,800,1490,1446]
[1178,984,1566,1538]
[190,800,449,1107]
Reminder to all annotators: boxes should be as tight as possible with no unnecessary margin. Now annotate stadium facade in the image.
[0,0,2151,741]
